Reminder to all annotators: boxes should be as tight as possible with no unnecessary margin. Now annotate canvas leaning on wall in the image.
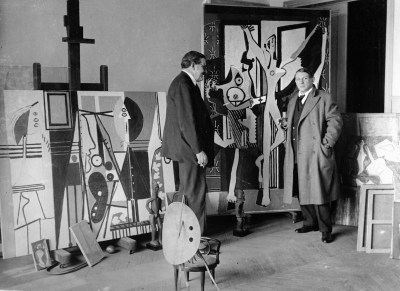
[0,90,174,259]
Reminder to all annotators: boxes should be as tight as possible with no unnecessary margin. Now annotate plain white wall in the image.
[0,0,206,92]
[0,0,289,92]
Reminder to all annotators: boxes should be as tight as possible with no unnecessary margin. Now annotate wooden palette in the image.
[162,202,201,265]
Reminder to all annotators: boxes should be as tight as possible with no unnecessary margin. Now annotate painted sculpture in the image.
[146,183,163,251]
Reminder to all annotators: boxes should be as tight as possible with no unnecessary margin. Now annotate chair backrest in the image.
[199,237,221,264]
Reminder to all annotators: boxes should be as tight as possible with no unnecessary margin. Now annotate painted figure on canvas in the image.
[204,17,329,212]
[239,21,328,206]
[146,183,163,250]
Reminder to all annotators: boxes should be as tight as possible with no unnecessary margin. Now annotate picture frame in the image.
[31,239,52,271]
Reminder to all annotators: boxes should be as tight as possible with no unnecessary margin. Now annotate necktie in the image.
[297,95,305,110]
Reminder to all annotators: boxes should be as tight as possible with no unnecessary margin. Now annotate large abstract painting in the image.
[0,90,174,258]
[203,5,330,213]
[0,90,55,258]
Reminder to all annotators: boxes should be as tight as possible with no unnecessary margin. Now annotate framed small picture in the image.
[31,239,52,271]
[43,91,72,130]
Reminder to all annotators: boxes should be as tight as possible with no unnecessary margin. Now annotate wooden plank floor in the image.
[1,213,400,290]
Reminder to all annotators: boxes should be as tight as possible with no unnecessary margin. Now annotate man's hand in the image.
[196,151,208,168]
[226,192,236,203]
[278,117,288,130]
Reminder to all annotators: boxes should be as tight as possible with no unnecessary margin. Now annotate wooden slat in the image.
[391,201,400,259]
[40,82,105,91]
[371,220,392,224]
[357,185,368,251]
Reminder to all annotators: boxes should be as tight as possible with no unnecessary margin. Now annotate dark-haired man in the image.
[283,68,343,243]
[161,51,214,234]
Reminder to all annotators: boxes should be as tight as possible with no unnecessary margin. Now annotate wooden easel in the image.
[33,0,107,92]
[42,0,110,267]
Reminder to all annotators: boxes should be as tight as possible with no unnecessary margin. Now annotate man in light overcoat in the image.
[283,68,343,243]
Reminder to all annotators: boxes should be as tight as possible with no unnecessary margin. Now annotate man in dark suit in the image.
[283,68,343,243]
[161,51,214,234]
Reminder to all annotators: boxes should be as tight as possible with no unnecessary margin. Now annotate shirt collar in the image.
[182,70,197,86]
[298,87,313,98]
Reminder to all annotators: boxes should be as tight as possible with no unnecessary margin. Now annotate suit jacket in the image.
[283,86,343,205]
[161,72,214,166]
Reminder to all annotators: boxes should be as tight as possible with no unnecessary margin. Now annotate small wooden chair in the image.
[173,237,221,291]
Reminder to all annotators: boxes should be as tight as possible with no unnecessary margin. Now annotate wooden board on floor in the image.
[365,190,394,253]
[69,221,105,267]
[357,184,394,252]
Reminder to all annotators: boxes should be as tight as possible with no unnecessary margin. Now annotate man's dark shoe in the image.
[322,232,333,243]
[295,226,319,233]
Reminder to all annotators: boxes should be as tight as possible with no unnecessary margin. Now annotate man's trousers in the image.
[293,164,332,232]
[178,160,207,234]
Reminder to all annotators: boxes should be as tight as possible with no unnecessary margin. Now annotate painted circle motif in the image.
[33,111,39,127]
[107,173,114,181]
[121,107,127,118]
[91,155,103,167]
[71,155,78,163]
[234,74,243,86]
[104,161,113,171]
[226,87,246,106]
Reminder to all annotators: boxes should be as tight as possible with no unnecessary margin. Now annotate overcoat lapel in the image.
[286,95,297,126]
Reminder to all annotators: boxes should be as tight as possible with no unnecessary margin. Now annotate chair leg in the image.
[174,268,179,291]
[185,271,189,281]
[211,268,215,280]
[200,271,205,291]
[183,269,189,290]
